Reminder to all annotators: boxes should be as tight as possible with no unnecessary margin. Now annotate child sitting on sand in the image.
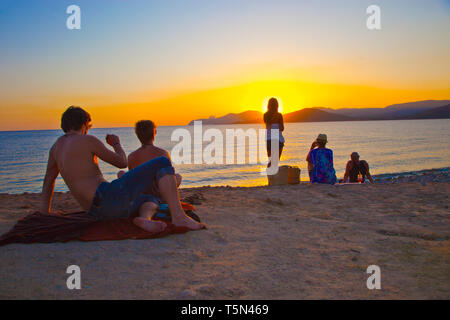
[117,120,182,217]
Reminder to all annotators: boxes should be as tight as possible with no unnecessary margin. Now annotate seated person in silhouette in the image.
[342,152,374,183]
[306,134,337,184]
[40,107,204,233]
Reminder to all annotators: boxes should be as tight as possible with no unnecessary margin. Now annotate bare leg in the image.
[139,202,159,219]
[133,202,166,233]
[158,175,205,230]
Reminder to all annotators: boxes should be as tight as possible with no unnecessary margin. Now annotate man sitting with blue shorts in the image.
[39,106,205,232]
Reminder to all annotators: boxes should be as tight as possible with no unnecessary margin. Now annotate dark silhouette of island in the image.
[188,100,450,125]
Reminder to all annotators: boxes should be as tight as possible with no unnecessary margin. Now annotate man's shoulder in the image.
[129,146,168,159]
[128,148,140,159]
[84,134,100,141]
[154,146,170,157]
[144,145,169,157]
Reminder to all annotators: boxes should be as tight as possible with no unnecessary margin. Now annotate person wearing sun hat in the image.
[306,133,337,184]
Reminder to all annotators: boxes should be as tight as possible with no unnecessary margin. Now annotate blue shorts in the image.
[88,156,175,220]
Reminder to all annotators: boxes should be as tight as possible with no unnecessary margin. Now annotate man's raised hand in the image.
[106,134,120,147]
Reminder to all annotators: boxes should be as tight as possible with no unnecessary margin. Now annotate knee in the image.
[153,156,172,168]
[175,173,182,186]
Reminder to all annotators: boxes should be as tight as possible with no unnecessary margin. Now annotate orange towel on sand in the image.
[0,203,201,246]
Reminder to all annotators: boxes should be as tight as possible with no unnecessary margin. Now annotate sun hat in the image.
[316,133,328,143]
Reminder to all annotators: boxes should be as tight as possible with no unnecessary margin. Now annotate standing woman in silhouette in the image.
[264,97,285,167]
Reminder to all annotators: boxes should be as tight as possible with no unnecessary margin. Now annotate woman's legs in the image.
[267,140,284,168]
[157,174,205,230]
[278,142,284,159]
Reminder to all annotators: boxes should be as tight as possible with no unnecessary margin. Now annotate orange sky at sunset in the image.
[3,79,450,130]
[1,1,449,130]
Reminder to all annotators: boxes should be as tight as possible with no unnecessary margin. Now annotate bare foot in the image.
[139,202,159,219]
[172,210,206,230]
[133,217,166,233]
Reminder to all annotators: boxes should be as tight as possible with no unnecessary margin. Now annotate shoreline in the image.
[1,167,449,196]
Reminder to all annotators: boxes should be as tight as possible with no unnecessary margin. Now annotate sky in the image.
[0,0,449,130]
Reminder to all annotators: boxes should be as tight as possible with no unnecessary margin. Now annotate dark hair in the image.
[267,98,279,114]
[61,106,91,133]
[135,120,156,144]
[264,97,280,125]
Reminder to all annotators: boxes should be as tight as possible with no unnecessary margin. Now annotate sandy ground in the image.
[0,181,449,299]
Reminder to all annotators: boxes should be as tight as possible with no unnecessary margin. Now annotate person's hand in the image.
[106,134,120,147]
[310,141,317,150]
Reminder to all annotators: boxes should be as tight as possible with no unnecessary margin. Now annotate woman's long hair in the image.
[264,97,279,125]
[267,98,278,114]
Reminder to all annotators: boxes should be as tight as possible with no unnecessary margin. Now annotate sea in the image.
[0,119,449,194]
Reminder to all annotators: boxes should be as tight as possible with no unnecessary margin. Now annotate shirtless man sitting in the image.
[342,152,374,183]
[39,106,205,232]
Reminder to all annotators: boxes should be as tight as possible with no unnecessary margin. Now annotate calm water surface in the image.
[0,119,449,193]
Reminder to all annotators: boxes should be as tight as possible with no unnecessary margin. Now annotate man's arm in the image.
[89,135,127,169]
[363,161,374,183]
[39,146,59,214]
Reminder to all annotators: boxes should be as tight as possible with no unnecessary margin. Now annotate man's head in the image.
[351,152,360,162]
[61,106,91,134]
[135,120,156,144]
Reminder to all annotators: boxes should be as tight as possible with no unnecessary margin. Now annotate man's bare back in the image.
[128,145,169,170]
[40,133,127,213]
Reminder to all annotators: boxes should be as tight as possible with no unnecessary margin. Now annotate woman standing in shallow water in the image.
[263,98,285,168]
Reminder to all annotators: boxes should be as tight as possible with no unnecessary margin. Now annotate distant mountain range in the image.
[188,100,450,125]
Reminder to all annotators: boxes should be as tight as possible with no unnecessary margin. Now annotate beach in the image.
[0,169,448,299]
